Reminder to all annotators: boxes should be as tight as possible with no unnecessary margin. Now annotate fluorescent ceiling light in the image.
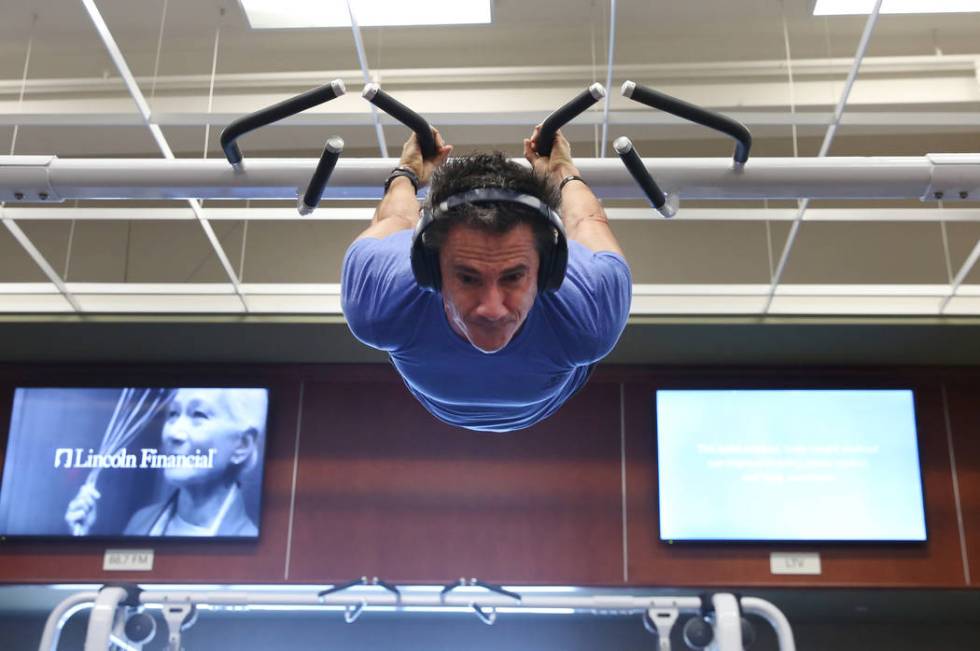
[239,0,493,28]
[814,0,980,14]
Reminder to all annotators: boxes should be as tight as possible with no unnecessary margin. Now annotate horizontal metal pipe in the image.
[1,154,977,202]
[136,589,706,611]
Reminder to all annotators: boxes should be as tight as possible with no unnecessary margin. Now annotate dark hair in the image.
[422,152,560,257]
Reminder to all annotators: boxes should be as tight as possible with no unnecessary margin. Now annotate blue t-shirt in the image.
[341,229,631,432]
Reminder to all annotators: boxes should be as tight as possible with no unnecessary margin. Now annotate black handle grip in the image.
[362,83,436,159]
[299,137,344,216]
[537,83,606,157]
[613,137,666,209]
[220,79,346,168]
[622,81,752,165]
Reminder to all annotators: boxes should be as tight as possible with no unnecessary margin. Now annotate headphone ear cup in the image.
[547,226,568,291]
[411,208,440,291]
[682,615,714,650]
[424,245,441,291]
[540,207,568,292]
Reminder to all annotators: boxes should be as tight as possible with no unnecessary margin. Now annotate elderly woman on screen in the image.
[65,388,267,537]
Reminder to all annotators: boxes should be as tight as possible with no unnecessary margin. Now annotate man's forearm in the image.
[558,170,609,230]
[371,176,420,230]
[555,165,625,256]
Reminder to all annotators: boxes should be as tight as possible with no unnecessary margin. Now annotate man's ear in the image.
[231,428,257,465]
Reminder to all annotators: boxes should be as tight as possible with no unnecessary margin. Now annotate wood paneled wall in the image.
[0,364,976,589]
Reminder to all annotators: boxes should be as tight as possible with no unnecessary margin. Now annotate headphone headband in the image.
[411,187,568,293]
[434,188,562,226]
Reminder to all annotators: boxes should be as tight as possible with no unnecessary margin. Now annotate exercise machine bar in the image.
[622,81,752,167]
[362,83,437,158]
[3,154,975,203]
[219,79,346,170]
[536,83,606,157]
[298,137,344,216]
[613,136,677,218]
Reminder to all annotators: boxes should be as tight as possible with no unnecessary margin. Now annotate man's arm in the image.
[523,127,624,257]
[356,129,453,241]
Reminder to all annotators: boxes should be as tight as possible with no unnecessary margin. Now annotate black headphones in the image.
[410,188,568,293]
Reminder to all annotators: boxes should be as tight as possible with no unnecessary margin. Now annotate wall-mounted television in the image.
[0,387,269,540]
[656,389,927,543]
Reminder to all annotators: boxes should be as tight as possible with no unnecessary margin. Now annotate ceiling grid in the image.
[0,0,978,316]
[79,0,249,311]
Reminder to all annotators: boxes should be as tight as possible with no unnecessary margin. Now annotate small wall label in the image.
[103,549,154,571]
[770,552,821,575]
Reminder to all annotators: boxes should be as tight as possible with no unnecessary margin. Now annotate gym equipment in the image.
[38,583,796,651]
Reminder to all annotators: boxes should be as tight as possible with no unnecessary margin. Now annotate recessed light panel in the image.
[814,0,980,15]
[239,0,493,29]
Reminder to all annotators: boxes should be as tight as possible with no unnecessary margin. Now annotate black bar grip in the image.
[621,80,752,166]
[298,136,344,216]
[220,79,346,169]
[536,83,606,157]
[362,83,436,159]
[613,137,677,218]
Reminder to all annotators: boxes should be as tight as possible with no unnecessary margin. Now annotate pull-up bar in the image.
[2,153,977,203]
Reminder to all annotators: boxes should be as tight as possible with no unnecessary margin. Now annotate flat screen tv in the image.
[0,387,269,540]
[656,389,927,543]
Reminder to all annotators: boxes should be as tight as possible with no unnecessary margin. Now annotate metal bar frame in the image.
[37,587,795,651]
[2,154,977,202]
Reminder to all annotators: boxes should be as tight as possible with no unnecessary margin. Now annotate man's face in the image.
[439,223,540,353]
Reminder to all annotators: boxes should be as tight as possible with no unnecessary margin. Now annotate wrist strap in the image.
[559,174,586,192]
[385,167,421,195]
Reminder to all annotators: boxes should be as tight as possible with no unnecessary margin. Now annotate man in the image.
[341,126,631,432]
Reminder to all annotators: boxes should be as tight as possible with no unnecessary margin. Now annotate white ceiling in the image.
[1,0,980,316]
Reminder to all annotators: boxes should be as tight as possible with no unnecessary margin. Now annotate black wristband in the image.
[384,167,421,195]
[559,174,586,192]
